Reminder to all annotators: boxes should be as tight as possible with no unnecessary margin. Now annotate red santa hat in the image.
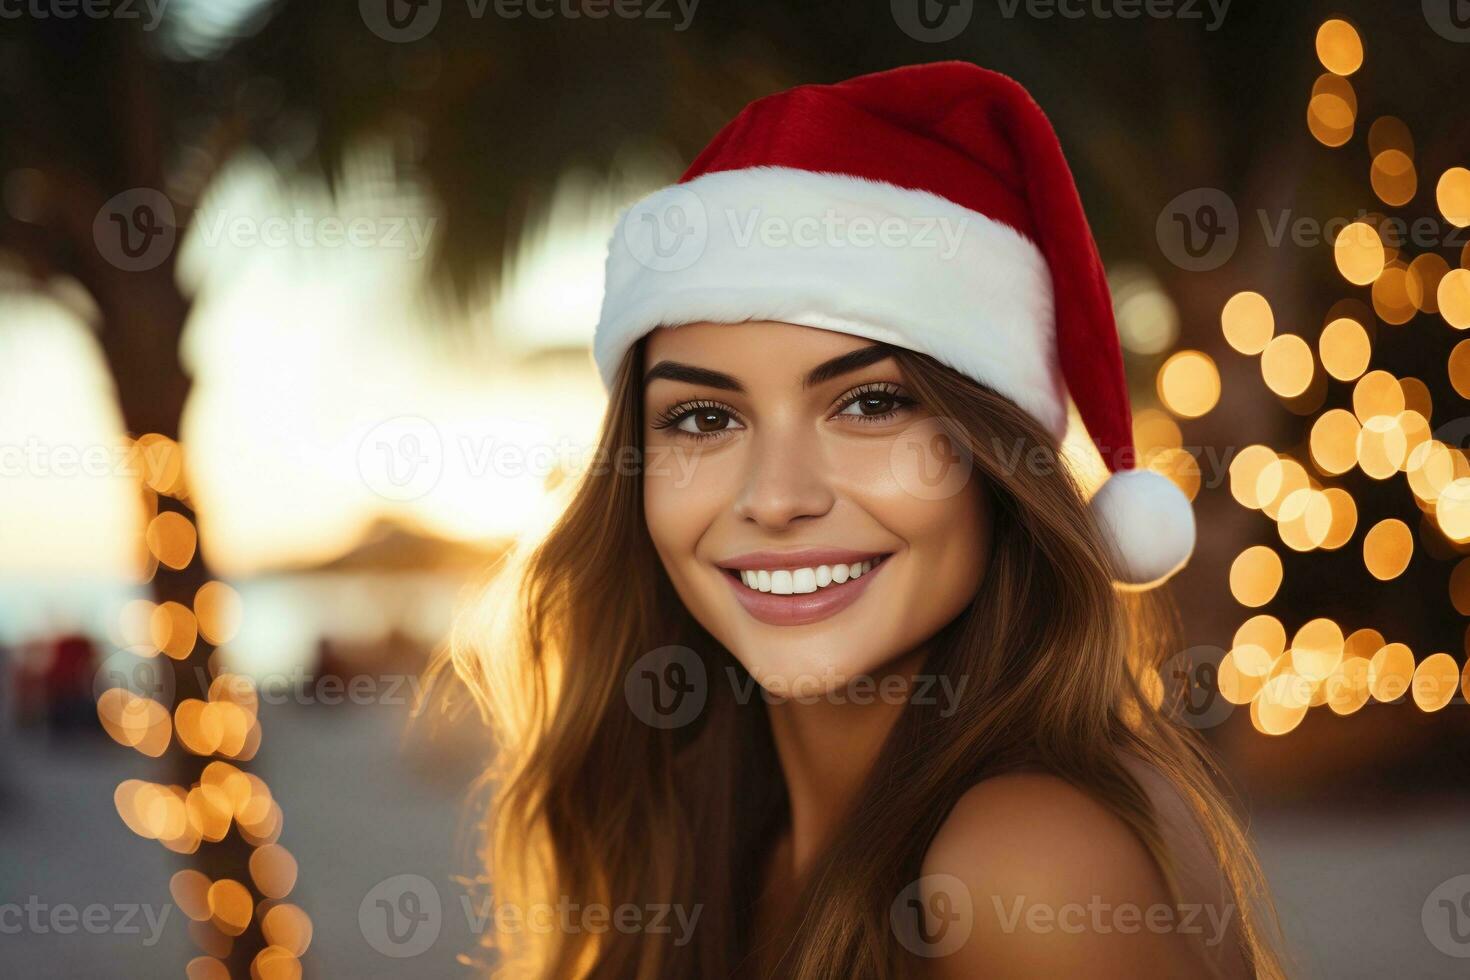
[591,61,1195,587]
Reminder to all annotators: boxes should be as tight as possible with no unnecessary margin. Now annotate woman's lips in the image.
[719,554,890,627]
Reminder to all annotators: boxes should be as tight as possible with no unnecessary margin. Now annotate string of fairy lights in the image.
[97,434,311,978]
[1144,18,1470,736]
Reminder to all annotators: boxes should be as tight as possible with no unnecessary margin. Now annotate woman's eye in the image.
[676,407,740,434]
[837,391,906,417]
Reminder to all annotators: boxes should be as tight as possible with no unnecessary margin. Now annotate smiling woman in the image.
[448,62,1286,979]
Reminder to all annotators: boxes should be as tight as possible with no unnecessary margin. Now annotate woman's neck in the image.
[764,646,928,877]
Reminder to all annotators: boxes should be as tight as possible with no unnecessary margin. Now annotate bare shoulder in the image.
[916,770,1235,979]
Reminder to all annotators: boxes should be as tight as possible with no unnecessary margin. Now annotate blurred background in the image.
[3,1,1470,977]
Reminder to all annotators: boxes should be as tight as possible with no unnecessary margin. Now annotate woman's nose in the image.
[732,425,836,529]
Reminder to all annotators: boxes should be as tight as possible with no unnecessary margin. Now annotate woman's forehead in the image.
[644,321,883,375]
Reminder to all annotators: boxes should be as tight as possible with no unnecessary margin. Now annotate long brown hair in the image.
[444,337,1287,978]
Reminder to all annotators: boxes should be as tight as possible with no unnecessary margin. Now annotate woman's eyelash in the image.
[831,382,917,420]
[649,399,741,434]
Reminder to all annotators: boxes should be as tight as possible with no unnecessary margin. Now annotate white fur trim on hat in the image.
[592,166,1067,438]
[1089,468,1197,587]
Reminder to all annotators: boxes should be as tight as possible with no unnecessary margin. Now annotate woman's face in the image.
[642,321,991,697]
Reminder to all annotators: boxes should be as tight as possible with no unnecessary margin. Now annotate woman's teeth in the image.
[737,558,881,594]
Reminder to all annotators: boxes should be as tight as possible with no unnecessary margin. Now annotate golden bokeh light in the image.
[261,903,313,956]
[251,844,300,900]
[134,433,186,497]
[1370,149,1416,206]
[1451,558,1470,615]
[1449,339,1470,399]
[1309,409,1360,475]
[1308,73,1357,148]
[186,784,233,843]
[195,581,244,645]
[1368,642,1415,702]
[1251,673,1310,735]
[1133,408,1183,456]
[1291,618,1345,681]
[1261,334,1314,397]
[1411,652,1459,712]
[1409,254,1450,314]
[97,689,173,757]
[171,869,214,923]
[186,958,230,980]
[145,511,197,571]
[1333,221,1384,285]
[1229,445,1280,509]
[253,945,303,980]
[1276,488,1334,551]
[1230,546,1283,607]
[1320,487,1358,550]
[1407,441,1457,503]
[1352,370,1404,421]
[1318,317,1371,381]
[1368,116,1413,158]
[1363,518,1413,579]
[150,600,199,660]
[1156,350,1221,418]
[1324,655,1372,715]
[1355,414,1408,479]
[1221,291,1275,354]
[1219,645,1274,705]
[1438,478,1470,541]
[1255,457,1311,520]
[1440,268,1470,329]
[207,879,254,937]
[1399,376,1433,420]
[1315,18,1363,75]
[1438,166,1470,227]
[1371,262,1420,325]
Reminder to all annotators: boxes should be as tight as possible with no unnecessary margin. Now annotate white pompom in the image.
[1088,468,1196,587]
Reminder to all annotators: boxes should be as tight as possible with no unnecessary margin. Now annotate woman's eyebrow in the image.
[643,361,744,391]
[802,343,900,388]
[642,343,899,392]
